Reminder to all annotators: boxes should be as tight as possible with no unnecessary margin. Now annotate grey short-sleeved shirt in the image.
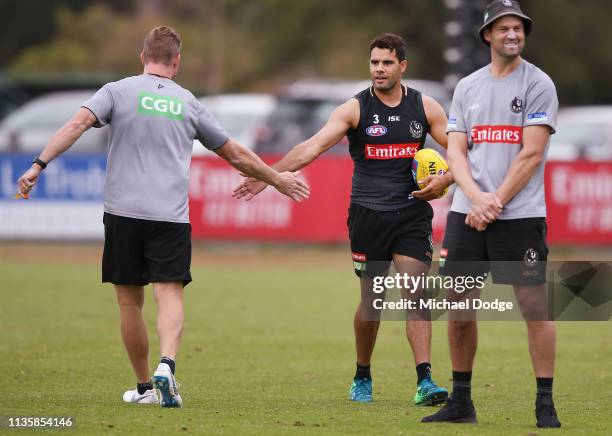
[447,60,558,219]
[82,74,228,223]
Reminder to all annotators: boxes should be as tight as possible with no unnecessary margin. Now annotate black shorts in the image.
[348,201,433,277]
[439,211,548,285]
[102,212,192,287]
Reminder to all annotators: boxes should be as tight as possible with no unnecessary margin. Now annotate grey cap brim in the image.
[478,12,533,45]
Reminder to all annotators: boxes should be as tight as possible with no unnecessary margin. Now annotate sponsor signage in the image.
[138,92,184,120]
[1,153,609,245]
[364,143,420,160]
[546,161,612,244]
[0,154,105,239]
[471,125,522,144]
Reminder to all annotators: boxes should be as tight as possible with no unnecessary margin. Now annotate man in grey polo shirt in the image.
[17,26,309,408]
[422,0,561,428]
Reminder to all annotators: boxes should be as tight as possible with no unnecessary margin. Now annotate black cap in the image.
[478,0,532,46]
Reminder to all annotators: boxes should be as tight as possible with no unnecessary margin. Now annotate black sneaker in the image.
[421,397,477,423]
[536,395,561,428]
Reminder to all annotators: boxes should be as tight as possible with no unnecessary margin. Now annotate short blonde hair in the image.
[142,26,181,65]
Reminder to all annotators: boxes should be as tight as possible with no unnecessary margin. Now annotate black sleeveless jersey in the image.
[347,85,430,211]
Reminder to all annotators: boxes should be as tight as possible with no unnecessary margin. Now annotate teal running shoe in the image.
[349,378,372,403]
[414,377,448,406]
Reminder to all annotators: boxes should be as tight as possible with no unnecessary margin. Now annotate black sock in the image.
[416,362,432,384]
[452,371,472,403]
[161,356,176,375]
[536,377,553,397]
[137,381,153,395]
[355,363,371,380]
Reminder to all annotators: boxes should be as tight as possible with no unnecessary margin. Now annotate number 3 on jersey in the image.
[373,114,379,124]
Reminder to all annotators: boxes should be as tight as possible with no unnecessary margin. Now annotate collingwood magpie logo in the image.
[524,248,539,267]
[511,96,523,114]
[410,121,423,138]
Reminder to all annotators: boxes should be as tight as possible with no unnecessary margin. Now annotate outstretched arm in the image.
[215,139,310,202]
[17,107,97,197]
[233,98,358,200]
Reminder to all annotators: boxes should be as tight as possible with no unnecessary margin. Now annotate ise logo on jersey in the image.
[138,92,184,120]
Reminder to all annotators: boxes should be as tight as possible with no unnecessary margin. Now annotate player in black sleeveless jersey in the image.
[234,33,454,407]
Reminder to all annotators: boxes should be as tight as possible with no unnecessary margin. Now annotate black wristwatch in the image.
[33,157,48,170]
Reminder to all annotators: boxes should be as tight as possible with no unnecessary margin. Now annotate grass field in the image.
[1,243,610,435]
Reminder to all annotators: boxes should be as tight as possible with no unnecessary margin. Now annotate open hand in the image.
[233,177,268,201]
[272,171,310,202]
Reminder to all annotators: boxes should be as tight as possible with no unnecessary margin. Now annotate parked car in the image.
[253,79,451,155]
[0,75,29,121]
[548,106,612,161]
[193,93,277,155]
[0,90,107,153]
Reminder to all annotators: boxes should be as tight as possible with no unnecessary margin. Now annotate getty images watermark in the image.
[360,261,612,321]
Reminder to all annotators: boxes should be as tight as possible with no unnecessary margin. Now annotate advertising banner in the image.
[545,161,612,244]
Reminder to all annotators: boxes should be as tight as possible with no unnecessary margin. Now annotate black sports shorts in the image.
[348,201,433,278]
[102,212,192,287]
[439,211,548,285]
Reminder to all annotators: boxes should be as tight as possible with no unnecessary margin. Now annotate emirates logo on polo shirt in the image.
[471,125,522,144]
[365,143,420,160]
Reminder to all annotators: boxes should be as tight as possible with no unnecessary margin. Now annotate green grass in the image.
[0,253,610,435]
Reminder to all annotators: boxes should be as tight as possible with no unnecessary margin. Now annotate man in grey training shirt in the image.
[17,26,309,408]
[422,0,561,428]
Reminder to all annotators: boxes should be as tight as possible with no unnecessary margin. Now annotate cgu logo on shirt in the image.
[471,125,522,144]
[138,92,184,120]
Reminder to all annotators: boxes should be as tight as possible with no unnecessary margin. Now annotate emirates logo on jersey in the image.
[365,143,420,160]
[471,125,522,144]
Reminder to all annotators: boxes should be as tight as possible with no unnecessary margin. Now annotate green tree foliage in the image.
[5,0,612,103]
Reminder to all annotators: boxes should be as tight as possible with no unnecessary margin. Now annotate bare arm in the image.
[447,131,502,225]
[233,98,358,200]
[269,98,359,171]
[215,139,309,201]
[423,95,448,150]
[495,125,550,205]
[447,132,479,199]
[412,95,453,200]
[17,107,97,196]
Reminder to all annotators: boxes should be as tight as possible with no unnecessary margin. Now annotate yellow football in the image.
[412,148,449,198]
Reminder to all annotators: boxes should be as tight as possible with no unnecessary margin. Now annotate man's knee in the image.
[153,282,184,301]
[115,285,145,307]
[449,320,476,334]
[525,320,555,332]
